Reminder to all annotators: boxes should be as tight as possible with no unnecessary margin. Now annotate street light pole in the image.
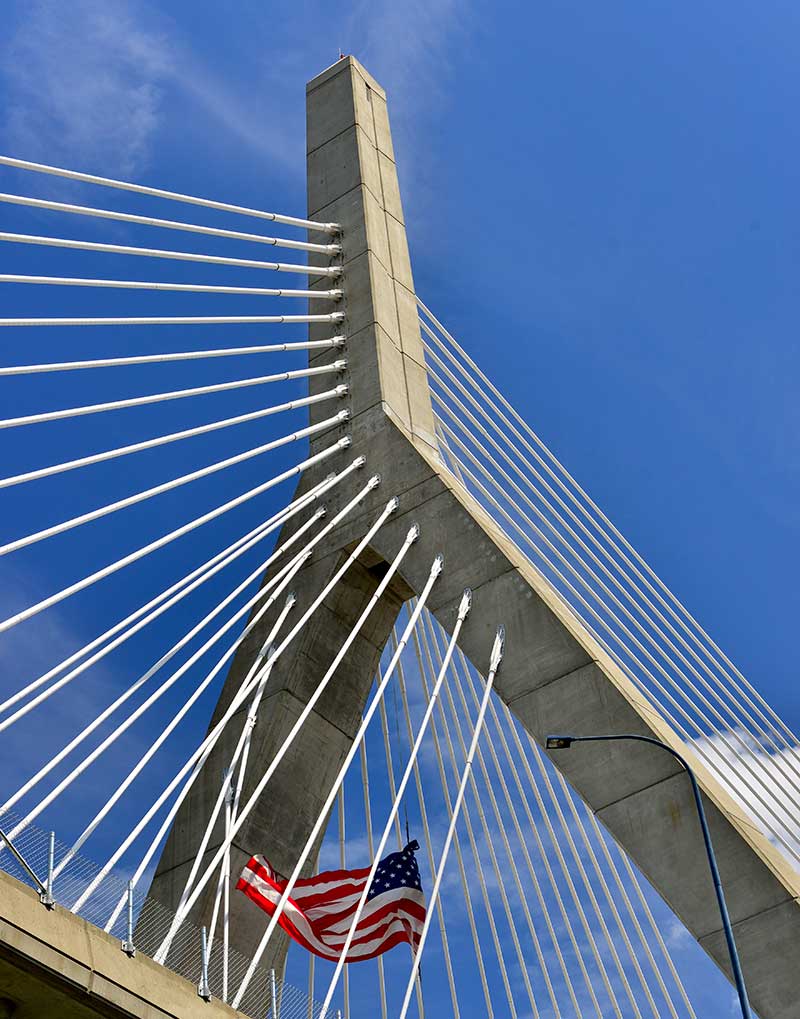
[546,732,754,1019]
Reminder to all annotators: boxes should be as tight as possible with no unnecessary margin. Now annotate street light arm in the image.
[545,732,753,1019]
[548,731,697,770]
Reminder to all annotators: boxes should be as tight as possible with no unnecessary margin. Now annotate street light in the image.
[546,732,753,1019]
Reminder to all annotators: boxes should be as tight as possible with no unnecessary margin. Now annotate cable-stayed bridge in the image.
[0,57,798,1019]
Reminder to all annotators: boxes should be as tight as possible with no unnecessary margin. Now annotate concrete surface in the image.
[0,869,247,1018]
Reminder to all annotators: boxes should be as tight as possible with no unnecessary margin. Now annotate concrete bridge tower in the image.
[144,57,800,1019]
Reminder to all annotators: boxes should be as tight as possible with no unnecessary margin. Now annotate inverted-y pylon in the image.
[148,58,800,1018]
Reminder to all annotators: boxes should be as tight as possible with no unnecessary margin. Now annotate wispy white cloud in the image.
[0,0,465,210]
[693,728,800,865]
[346,0,464,119]
[0,0,307,183]
[169,61,304,173]
[1,0,170,177]
[345,0,468,222]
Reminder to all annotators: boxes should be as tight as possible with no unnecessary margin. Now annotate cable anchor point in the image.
[490,625,505,672]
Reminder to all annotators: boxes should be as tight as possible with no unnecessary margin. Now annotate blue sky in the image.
[1,1,798,1016]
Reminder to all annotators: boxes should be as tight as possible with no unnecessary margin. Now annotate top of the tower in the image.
[306,55,387,101]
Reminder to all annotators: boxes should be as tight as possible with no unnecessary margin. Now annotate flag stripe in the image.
[237,847,426,964]
[323,889,426,935]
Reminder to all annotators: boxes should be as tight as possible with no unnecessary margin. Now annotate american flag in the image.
[236,841,426,962]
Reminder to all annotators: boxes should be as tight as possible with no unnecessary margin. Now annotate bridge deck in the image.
[0,869,244,1019]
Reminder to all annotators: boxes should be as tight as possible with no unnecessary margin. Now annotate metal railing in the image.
[0,809,328,1018]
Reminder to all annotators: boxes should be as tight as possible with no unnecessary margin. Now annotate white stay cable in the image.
[0,461,351,721]
[59,579,300,885]
[228,555,443,1009]
[208,772,234,1001]
[398,628,505,1019]
[526,729,642,1018]
[449,624,655,1018]
[0,230,342,276]
[553,769,681,1019]
[90,596,291,926]
[393,648,460,1019]
[454,627,656,1018]
[222,778,234,1003]
[411,624,513,1018]
[206,631,288,973]
[2,506,323,835]
[0,411,347,557]
[0,360,345,429]
[0,436,350,635]
[0,312,345,328]
[436,424,800,856]
[430,351,737,732]
[307,948,315,1019]
[434,420,468,487]
[0,385,346,489]
[472,649,605,1018]
[0,191,341,254]
[451,640,588,1011]
[610,834,697,1019]
[159,501,409,960]
[0,154,339,232]
[382,651,423,1019]
[0,502,319,736]
[378,679,405,851]
[404,631,494,1018]
[0,337,342,376]
[499,699,622,1017]
[156,499,412,966]
[359,739,389,1019]
[419,621,542,1019]
[419,301,800,768]
[374,654,433,1019]
[382,632,430,1019]
[0,274,342,300]
[95,474,382,926]
[432,390,800,813]
[319,590,472,1019]
[169,612,295,971]
[430,338,744,749]
[426,620,562,1017]
[338,787,350,1019]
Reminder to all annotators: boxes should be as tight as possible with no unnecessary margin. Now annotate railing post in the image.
[121,879,136,957]
[198,925,211,1001]
[40,830,55,909]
